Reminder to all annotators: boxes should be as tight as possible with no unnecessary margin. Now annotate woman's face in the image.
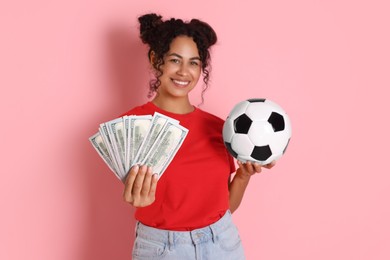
[157,36,202,99]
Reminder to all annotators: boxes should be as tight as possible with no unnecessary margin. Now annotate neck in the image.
[152,96,194,114]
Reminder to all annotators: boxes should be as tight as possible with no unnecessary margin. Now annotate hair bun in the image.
[189,19,217,47]
[138,13,163,44]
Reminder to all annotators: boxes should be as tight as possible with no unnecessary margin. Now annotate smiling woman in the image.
[117,13,276,260]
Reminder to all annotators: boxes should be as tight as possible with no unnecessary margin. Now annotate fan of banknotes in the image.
[89,112,188,182]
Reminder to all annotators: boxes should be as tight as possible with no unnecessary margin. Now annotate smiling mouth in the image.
[172,79,190,87]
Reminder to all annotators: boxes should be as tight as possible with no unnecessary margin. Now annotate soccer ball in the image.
[223,98,291,165]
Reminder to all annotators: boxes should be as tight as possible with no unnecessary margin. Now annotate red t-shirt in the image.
[121,102,236,231]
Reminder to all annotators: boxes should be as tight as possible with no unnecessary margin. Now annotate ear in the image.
[149,51,156,66]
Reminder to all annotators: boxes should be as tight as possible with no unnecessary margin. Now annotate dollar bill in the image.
[89,132,119,179]
[125,115,153,171]
[106,117,126,176]
[141,121,188,178]
[99,123,125,180]
[133,112,179,165]
[123,116,130,172]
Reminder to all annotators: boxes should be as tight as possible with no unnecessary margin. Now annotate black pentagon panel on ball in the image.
[234,114,252,134]
[247,98,266,103]
[251,145,272,161]
[224,142,238,158]
[268,112,285,132]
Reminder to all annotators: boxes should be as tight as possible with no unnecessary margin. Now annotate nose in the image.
[176,63,189,76]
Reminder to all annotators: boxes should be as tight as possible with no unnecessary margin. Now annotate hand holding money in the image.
[89,112,188,182]
[123,165,158,207]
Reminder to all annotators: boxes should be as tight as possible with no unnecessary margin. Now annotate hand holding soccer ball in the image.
[223,98,291,165]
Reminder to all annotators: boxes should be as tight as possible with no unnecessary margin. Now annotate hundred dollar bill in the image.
[106,117,126,175]
[123,115,130,172]
[141,121,188,178]
[89,132,120,179]
[125,115,152,172]
[99,123,125,180]
[133,112,179,165]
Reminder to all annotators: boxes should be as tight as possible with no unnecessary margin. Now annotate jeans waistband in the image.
[135,210,233,246]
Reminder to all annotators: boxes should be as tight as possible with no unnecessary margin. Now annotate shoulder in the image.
[196,107,225,125]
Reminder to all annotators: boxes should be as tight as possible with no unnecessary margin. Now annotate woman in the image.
[122,13,275,259]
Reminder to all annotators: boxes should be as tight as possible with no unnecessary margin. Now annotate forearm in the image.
[228,173,251,213]
[228,160,273,213]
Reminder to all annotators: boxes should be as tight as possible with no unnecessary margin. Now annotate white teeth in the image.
[173,80,189,86]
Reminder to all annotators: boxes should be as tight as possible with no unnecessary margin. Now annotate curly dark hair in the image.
[138,13,218,103]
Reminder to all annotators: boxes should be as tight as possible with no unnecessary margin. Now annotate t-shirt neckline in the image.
[146,102,198,119]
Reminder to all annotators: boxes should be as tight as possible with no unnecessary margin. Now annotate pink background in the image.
[1,0,389,259]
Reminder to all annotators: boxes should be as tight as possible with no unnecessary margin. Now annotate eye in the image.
[190,61,200,66]
[169,58,180,64]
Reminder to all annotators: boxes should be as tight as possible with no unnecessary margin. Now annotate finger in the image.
[140,166,153,196]
[237,160,248,171]
[264,161,276,169]
[237,160,243,167]
[149,173,158,199]
[132,165,147,196]
[123,165,139,202]
[253,162,262,173]
[245,161,256,173]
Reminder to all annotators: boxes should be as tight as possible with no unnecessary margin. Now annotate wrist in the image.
[234,172,251,183]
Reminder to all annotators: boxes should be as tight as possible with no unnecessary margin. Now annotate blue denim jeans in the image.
[132,210,245,260]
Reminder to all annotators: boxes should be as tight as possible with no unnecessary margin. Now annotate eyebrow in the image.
[167,53,201,61]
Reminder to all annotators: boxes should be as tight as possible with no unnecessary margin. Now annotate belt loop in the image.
[134,221,139,238]
[168,231,174,251]
[210,225,218,243]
